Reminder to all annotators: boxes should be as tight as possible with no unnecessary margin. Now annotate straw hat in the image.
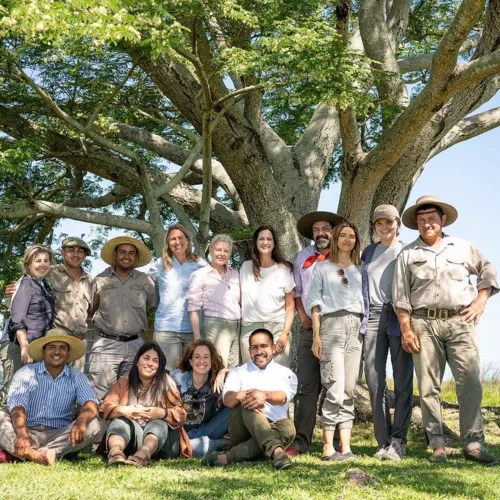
[28,329,85,363]
[296,211,344,240]
[402,195,458,229]
[100,235,152,267]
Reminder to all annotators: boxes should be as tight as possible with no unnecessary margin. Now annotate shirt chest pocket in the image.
[408,251,432,281]
[130,285,147,309]
[100,285,119,309]
[443,253,468,282]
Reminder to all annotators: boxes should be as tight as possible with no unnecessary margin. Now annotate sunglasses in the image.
[337,269,349,285]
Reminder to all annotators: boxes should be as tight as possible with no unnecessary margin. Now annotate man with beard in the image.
[202,329,297,470]
[89,236,157,401]
[286,211,343,456]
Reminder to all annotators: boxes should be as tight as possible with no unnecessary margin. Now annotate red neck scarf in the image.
[302,250,330,270]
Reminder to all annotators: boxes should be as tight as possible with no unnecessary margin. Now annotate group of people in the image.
[0,194,498,469]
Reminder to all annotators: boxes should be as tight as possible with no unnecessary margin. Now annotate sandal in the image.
[107,447,126,466]
[124,446,152,468]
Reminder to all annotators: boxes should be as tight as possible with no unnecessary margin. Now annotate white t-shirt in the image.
[240,260,295,323]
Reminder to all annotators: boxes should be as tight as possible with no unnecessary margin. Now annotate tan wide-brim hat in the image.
[28,329,85,363]
[100,235,152,267]
[297,211,344,240]
[402,195,458,229]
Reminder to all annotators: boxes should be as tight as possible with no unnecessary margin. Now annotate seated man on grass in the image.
[0,329,103,465]
[202,328,297,470]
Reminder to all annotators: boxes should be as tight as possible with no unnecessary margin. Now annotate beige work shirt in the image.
[393,235,499,313]
[47,264,93,337]
[92,267,157,336]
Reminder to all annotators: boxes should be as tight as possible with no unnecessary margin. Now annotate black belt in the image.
[98,331,140,342]
[413,308,461,320]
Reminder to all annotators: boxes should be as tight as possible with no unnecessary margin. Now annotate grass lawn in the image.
[1,408,499,500]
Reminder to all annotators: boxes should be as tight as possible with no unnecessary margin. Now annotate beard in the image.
[315,237,330,250]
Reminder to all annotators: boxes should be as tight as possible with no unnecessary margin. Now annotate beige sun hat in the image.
[100,235,152,267]
[402,195,458,229]
[28,329,85,363]
[296,211,344,240]
[61,236,91,256]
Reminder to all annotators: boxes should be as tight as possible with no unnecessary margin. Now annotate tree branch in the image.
[428,105,500,158]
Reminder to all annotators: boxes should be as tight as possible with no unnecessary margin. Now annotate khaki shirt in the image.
[393,236,499,313]
[92,268,157,336]
[47,264,93,337]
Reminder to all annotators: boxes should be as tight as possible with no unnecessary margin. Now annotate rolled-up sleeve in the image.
[187,269,203,312]
[7,368,33,413]
[393,251,413,313]
[283,371,298,403]
[99,379,124,419]
[469,245,499,296]
[74,371,99,406]
[145,276,158,308]
[307,265,323,311]
[293,258,303,298]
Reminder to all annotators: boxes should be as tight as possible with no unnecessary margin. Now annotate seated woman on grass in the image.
[100,342,191,466]
[170,339,231,457]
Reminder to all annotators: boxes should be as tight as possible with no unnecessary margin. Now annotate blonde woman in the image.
[309,222,365,462]
[188,235,241,368]
[149,224,205,370]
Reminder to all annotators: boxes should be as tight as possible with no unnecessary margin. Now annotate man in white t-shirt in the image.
[202,329,298,470]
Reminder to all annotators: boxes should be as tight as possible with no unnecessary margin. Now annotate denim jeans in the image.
[188,406,231,457]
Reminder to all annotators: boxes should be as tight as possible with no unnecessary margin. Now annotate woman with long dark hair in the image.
[239,225,295,367]
[100,342,191,466]
[149,223,206,370]
[309,221,366,462]
[170,339,231,457]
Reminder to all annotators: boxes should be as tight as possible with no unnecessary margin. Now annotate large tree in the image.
[1,0,500,259]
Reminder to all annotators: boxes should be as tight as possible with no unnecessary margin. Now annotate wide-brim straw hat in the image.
[100,235,152,267]
[402,195,458,229]
[28,329,85,363]
[296,211,344,240]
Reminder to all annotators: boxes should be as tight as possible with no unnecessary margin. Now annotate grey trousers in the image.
[240,322,290,367]
[0,411,104,459]
[154,331,194,371]
[88,336,144,401]
[364,307,413,448]
[320,312,363,431]
[411,315,484,451]
[290,327,322,453]
[0,341,22,411]
[106,416,180,458]
[203,316,240,369]
[226,405,295,463]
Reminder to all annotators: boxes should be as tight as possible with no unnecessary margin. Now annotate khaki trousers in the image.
[240,322,290,367]
[0,341,22,411]
[226,405,295,463]
[411,315,484,451]
[153,331,194,371]
[0,411,104,459]
[203,316,240,369]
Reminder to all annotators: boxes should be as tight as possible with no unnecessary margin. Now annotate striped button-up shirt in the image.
[187,265,241,320]
[7,362,99,429]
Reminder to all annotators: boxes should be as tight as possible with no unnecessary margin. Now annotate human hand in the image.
[70,419,88,446]
[311,336,322,359]
[461,297,487,324]
[14,436,35,457]
[21,346,33,365]
[5,281,17,298]
[401,329,420,354]
[275,334,288,357]
[299,315,312,330]
[241,389,267,413]
[213,369,228,393]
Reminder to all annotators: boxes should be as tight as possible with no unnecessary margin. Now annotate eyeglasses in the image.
[337,269,349,285]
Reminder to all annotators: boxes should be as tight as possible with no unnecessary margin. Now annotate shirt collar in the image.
[110,266,137,281]
[414,233,452,250]
[38,361,71,379]
[248,359,275,372]
[57,263,89,280]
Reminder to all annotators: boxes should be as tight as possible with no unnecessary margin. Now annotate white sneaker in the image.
[373,447,385,460]
[382,439,406,461]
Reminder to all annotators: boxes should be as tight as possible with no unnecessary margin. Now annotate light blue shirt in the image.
[149,257,206,332]
[7,362,99,429]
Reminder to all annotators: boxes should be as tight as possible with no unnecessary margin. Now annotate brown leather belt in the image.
[98,331,140,342]
[413,308,462,320]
